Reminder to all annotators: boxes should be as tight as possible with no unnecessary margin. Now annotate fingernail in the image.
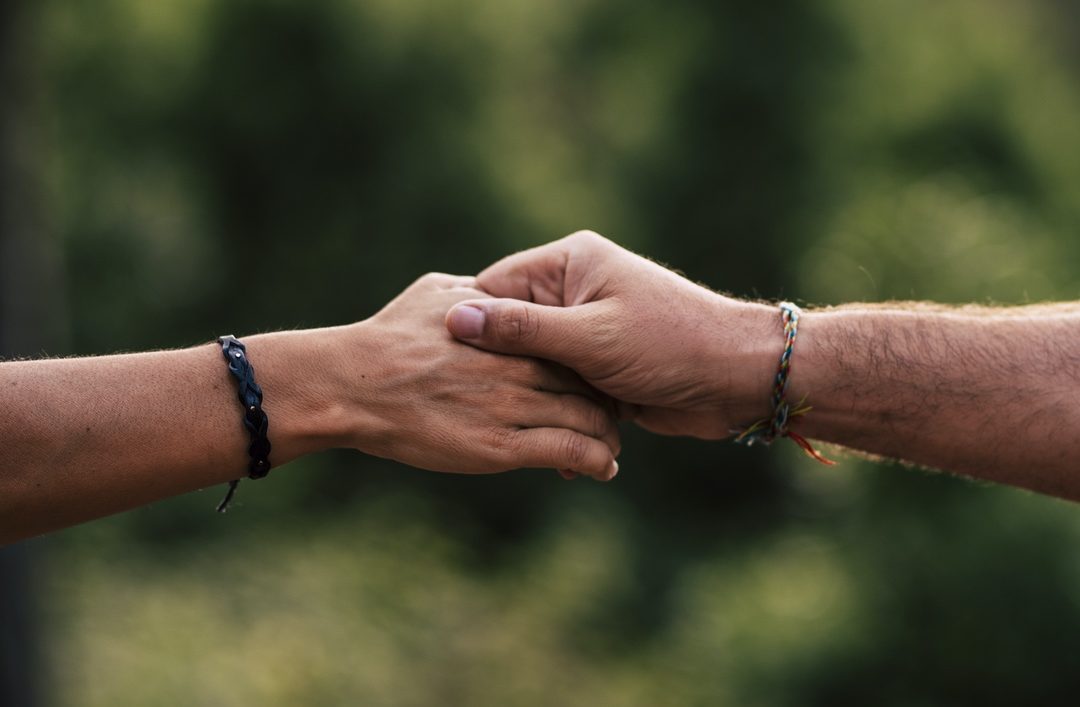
[448,305,485,339]
[606,460,619,481]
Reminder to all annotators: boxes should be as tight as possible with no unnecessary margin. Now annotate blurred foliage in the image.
[17,0,1080,704]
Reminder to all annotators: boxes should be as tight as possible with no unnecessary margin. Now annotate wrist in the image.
[700,295,783,427]
[323,318,412,458]
[783,308,864,441]
[241,326,364,462]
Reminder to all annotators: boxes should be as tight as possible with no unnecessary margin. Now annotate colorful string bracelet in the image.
[734,302,834,465]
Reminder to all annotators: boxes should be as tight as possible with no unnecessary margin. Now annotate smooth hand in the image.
[339,273,620,480]
[445,232,778,439]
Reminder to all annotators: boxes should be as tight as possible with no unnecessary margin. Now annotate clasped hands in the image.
[336,231,783,481]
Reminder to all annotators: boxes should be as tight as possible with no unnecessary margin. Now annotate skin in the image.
[447,231,1080,499]
[0,273,619,545]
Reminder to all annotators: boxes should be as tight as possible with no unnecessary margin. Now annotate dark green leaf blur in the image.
[7,0,1080,704]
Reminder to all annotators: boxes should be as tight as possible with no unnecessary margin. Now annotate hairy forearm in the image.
[448,231,1080,500]
[0,328,355,543]
[768,303,1080,499]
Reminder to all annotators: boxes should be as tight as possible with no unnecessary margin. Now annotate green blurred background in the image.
[3,0,1080,705]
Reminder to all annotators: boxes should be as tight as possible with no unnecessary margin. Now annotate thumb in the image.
[446,298,590,366]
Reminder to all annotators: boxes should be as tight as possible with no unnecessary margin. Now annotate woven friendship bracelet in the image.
[734,302,834,465]
[216,335,273,512]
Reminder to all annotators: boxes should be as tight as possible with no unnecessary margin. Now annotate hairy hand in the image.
[346,272,620,479]
[445,232,777,439]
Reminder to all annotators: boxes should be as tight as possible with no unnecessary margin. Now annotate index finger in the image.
[476,239,575,305]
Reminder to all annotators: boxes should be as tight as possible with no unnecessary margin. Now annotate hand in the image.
[342,272,620,480]
[445,232,779,439]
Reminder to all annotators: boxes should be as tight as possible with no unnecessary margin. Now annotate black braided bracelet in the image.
[216,335,272,512]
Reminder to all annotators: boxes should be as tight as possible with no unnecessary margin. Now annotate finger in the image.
[631,406,689,437]
[401,285,492,328]
[511,428,619,481]
[431,287,491,309]
[440,275,478,290]
[633,405,731,440]
[412,272,476,291]
[474,242,572,303]
[529,361,621,418]
[445,298,602,370]
[530,361,603,398]
[476,230,613,304]
[557,469,578,480]
[520,393,621,457]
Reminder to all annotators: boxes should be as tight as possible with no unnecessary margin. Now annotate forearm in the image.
[451,231,1080,499]
[1,272,624,544]
[0,327,356,543]
[764,303,1080,499]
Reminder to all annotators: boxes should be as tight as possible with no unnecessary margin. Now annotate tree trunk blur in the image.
[0,1,66,705]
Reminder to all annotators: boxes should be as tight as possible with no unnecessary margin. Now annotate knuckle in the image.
[567,230,606,248]
[590,404,612,436]
[425,272,456,287]
[518,358,546,382]
[504,387,533,410]
[561,432,590,468]
[414,272,444,289]
[499,356,537,384]
[487,425,517,452]
[496,303,539,342]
